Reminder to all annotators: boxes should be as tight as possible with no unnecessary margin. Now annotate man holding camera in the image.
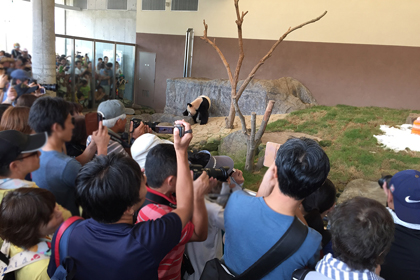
[137,142,215,280]
[86,100,152,157]
[223,138,330,280]
[48,120,196,279]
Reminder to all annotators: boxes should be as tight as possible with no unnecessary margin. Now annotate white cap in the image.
[131,133,173,169]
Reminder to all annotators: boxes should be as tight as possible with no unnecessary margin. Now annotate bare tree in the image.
[201,0,326,171]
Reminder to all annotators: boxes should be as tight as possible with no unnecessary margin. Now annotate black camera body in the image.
[190,164,230,182]
[40,84,57,92]
[131,118,159,132]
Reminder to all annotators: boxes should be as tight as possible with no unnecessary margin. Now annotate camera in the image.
[40,84,57,92]
[378,175,392,189]
[190,164,231,182]
[131,118,160,133]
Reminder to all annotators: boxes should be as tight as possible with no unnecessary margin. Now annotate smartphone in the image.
[263,142,281,167]
[85,112,103,136]
[40,88,46,94]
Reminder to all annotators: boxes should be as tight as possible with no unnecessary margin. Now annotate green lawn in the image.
[242,105,420,192]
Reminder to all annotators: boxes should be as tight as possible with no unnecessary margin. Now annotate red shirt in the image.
[137,187,194,280]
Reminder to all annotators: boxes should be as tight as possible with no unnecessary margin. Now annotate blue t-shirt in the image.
[224,191,322,280]
[32,150,81,216]
[47,213,182,280]
[99,69,112,86]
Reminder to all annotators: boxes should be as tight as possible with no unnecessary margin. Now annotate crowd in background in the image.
[0,41,419,280]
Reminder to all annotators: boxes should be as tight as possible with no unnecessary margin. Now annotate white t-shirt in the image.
[184,200,224,280]
[75,67,84,75]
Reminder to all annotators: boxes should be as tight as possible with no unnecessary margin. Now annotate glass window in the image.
[116,44,135,102]
[95,42,115,100]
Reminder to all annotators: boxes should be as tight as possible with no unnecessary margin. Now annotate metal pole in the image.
[71,38,75,102]
[91,40,96,108]
[112,43,117,99]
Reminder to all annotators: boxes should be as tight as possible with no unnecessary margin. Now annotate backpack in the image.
[50,216,84,280]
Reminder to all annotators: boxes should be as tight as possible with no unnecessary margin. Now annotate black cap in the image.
[0,130,47,167]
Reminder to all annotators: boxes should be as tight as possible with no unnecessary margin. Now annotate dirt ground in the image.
[161,114,288,146]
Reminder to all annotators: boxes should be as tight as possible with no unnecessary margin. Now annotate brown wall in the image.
[136,32,420,112]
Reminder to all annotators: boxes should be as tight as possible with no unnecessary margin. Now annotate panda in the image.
[182,95,211,125]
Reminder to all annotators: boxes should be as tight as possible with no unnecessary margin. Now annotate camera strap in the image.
[142,191,177,209]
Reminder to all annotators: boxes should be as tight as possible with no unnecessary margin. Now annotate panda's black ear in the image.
[187,103,192,107]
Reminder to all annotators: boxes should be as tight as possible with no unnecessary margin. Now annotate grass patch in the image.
[265,105,420,192]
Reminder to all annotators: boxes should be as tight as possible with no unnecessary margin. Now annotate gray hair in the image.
[102,113,126,128]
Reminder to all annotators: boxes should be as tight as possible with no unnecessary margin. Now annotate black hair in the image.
[330,196,394,271]
[96,85,104,91]
[98,58,102,61]
[79,79,88,86]
[0,165,10,177]
[302,178,336,214]
[28,97,71,135]
[0,104,12,121]
[106,63,113,68]
[75,154,143,223]
[104,56,108,59]
[76,61,82,65]
[275,137,330,200]
[145,144,177,189]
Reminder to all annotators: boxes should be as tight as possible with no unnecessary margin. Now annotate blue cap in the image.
[390,170,420,224]
[10,69,30,81]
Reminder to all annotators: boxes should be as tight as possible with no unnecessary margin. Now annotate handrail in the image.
[55,34,136,47]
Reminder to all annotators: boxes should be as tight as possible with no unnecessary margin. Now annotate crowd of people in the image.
[0,43,419,280]
[0,43,128,110]
[55,52,128,105]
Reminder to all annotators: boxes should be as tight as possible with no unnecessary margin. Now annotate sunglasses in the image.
[16,151,39,161]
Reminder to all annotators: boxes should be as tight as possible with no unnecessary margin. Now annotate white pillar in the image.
[32,0,56,84]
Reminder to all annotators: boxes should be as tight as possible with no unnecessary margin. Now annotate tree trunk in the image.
[225,101,236,129]
[245,101,275,172]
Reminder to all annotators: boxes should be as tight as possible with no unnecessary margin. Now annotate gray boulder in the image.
[219,130,248,162]
[337,179,387,206]
[164,77,317,117]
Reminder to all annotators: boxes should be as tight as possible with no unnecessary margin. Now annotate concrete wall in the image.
[135,0,420,112]
[65,9,137,43]
[136,0,420,47]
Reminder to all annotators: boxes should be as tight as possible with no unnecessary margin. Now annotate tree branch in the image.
[233,97,247,134]
[201,20,235,85]
[233,0,248,93]
[234,11,327,100]
[255,100,275,140]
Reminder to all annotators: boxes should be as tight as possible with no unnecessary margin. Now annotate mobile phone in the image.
[263,142,281,167]
[85,112,103,136]
[40,88,45,94]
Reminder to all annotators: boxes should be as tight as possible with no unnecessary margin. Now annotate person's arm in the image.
[189,173,212,242]
[171,120,194,229]
[2,86,17,104]
[75,140,97,165]
[91,121,110,156]
[256,163,276,197]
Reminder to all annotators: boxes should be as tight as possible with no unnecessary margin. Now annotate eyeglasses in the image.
[16,151,39,161]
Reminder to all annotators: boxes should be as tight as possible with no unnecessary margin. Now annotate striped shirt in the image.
[86,129,129,157]
[138,187,194,280]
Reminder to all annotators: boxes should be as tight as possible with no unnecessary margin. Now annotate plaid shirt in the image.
[137,187,194,280]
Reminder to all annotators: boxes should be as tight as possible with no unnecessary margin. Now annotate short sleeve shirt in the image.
[224,191,322,280]
[32,150,81,216]
[47,214,182,280]
[138,189,195,280]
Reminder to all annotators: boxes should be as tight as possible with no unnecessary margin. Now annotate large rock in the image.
[406,113,420,124]
[219,130,248,162]
[164,77,317,117]
[337,179,387,206]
